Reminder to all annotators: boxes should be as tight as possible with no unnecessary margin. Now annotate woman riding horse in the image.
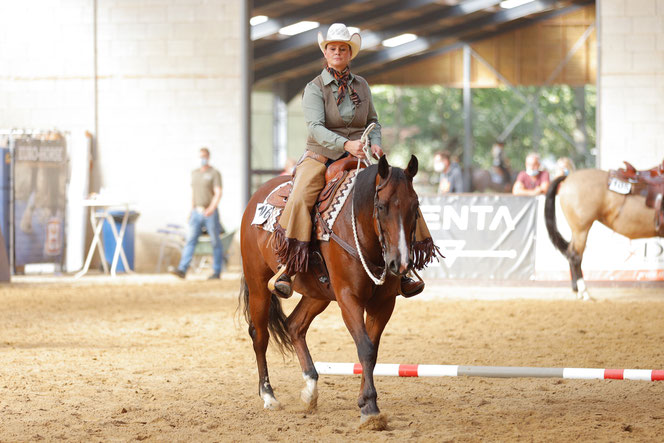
[269,23,438,298]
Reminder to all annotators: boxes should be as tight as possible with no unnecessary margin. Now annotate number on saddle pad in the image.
[608,177,631,195]
[252,203,274,225]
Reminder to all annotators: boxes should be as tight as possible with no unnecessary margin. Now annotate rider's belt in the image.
[194,206,206,213]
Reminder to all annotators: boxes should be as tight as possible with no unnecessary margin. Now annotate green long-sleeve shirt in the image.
[302,68,382,156]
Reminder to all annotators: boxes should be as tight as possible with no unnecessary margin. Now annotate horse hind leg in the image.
[568,231,592,301]
[286,296,330,411]
[243,278,282,409]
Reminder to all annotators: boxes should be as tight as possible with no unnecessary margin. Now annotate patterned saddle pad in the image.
[251,168,359,241]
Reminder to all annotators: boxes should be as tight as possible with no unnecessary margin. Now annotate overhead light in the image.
[500,0,535,8]
[382,33,417,48]
[278,21,319,36]
[250,15,268,26]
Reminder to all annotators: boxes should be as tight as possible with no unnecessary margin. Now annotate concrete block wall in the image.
[0,0,245,272]
[599,0,664,170]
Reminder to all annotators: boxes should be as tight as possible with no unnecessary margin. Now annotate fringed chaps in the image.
[412,237,443,271]
[272,224,310,276]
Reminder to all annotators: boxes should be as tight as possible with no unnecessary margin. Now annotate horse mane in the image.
[353,164,378,213]
[353,163,408,213]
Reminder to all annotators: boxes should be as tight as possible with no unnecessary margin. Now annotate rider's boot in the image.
[268,266,293,298]
[399,275,425,298]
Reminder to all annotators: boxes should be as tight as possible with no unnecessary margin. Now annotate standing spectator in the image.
[433,150,464,194]
[170,147,224,279]
[512,152,550,196]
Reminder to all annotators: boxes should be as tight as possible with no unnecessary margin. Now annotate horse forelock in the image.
[353,164,413,212]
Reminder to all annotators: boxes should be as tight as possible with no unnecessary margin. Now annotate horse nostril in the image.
[388,260,399,275]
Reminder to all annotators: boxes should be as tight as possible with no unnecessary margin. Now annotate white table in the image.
[75,199,133,278]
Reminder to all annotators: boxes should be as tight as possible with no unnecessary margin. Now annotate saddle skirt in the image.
[251,167,360,241]
[608,159,664,235]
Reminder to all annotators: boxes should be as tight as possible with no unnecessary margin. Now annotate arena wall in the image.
[598,0,664,170]
[0,0,245,272]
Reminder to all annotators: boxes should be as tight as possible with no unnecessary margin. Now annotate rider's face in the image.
[324,42,351,71]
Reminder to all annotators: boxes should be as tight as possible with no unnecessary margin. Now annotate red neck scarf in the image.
[326,66,361,107]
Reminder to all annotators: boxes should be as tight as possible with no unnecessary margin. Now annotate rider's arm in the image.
[302,82,347,154]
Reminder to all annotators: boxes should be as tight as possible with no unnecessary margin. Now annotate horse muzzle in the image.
[387,256,412,277]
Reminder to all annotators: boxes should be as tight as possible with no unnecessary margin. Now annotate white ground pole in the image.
[314,363,664,381]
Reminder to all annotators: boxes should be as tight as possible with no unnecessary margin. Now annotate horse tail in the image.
[238,274,294,356]
[544,175,570,256]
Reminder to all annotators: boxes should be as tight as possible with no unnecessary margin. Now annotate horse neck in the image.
[349,184,384,265]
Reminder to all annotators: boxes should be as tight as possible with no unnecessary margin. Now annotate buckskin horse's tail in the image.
[544,175,571,256]
[238,275,293,355]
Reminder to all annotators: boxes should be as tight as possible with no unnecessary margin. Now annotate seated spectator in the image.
[433,150,464,194]
[554,156,575,179]
[512,152,550,196]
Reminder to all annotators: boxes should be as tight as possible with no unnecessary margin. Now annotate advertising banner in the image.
[419,194,538,280]
[13,137,68,268]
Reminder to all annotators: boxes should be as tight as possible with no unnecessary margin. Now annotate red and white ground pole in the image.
[314,362,664,381]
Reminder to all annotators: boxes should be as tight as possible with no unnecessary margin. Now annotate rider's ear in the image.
[378,155,389,179]
[405,155,418,180]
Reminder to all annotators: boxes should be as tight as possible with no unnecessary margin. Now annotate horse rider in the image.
[268,23,440,299]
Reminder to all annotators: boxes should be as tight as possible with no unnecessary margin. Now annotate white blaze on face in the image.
[397,214,409,272]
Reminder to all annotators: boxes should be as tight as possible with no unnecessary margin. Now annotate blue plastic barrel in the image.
[102,210,139,272]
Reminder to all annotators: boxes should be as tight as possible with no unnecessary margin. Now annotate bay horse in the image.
[544,168,661,300]
[239,155,421,428]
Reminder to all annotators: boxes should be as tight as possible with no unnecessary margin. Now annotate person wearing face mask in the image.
[170,147,224,279]
[512,152,550,196]
[433,150,464,194]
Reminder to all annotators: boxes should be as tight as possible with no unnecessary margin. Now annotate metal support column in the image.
[241,0,252,204]
[462,44,473,192]
[272,82,288,170]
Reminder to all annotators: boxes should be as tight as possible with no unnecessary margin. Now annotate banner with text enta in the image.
[419,194,538,280]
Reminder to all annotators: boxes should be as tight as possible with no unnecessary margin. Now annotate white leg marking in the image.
[300,373,318,407]
[577,278,592,301]
[262,393,282,410]
[261,382,281,410]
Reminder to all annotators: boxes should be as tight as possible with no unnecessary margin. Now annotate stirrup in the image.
[399,270,425,298]
[268,266,292,298]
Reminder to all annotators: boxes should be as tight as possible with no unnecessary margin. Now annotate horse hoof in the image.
[300,390,318,411]
[359,413,388,431]
[262,395,282,410]
[581,292,594,302]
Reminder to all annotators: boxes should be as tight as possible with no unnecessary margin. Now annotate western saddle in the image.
[609,159,664,236]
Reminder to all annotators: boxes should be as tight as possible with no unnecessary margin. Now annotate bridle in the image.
[351,166,391,285]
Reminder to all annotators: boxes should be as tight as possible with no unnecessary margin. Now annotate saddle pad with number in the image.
[251,169,359,241]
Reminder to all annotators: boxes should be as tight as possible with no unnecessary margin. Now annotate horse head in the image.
[373,155,420,277]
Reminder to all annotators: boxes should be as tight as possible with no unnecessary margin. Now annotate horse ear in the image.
[405,155,418,179]
[378,155,389,179]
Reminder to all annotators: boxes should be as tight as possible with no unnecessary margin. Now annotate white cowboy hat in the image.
[317,23,361,60]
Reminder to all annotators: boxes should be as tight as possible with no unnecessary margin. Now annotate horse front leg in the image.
[337,293,382,424]
[359,294,397,398]
[286,296,330,411]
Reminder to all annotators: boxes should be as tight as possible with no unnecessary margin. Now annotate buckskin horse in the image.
[239,155,426,428]
[544,162,664,301]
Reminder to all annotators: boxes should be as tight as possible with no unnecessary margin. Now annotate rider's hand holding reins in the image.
[344,139,366,158]
[371,144,384,159]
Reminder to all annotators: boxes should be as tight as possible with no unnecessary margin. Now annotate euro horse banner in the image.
[419,194,538,280]
[14,137,68,269]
